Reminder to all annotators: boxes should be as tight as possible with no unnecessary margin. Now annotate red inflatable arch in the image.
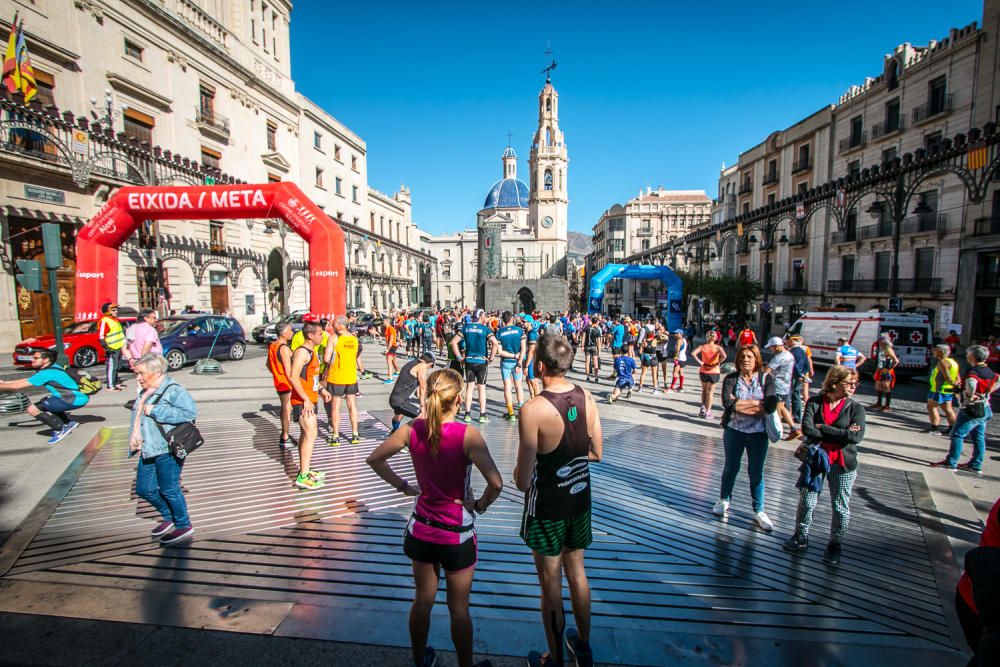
[75,182,345,321]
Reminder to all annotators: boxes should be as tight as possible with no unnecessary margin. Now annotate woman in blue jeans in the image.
[129,353,198,545]
[937,345,997,474]
[714,345,778,532]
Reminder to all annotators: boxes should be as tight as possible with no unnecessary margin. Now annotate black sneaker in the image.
[782,532,809,553]
[958,462,983,475]
[160,525,195,545]
[279,436,296,450]
[414,646,437,667]
[822,541,842,565]
[565,627,593,667]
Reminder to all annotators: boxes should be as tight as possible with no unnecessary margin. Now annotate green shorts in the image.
[520,510,593,557]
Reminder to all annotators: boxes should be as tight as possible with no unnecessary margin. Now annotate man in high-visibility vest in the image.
[927,343,960,436]
[98,302,126,392]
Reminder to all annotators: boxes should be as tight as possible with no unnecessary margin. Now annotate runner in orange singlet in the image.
[267,322,295,449]
[384,320,400,383]
[692,330,727,420]
[289,321,330,490]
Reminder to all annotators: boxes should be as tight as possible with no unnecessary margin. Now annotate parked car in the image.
[251,310,308,344]
[12,318,136,368]
[157,314,246,370]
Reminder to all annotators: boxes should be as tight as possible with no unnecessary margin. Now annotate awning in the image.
[3,205,87,226]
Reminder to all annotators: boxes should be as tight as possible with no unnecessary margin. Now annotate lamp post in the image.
[90,88,127,129]
[751,223,788,339]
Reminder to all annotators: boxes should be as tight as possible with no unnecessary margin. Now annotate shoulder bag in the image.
[147,384,204,460]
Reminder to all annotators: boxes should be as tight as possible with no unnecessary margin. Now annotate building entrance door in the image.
[209,271,230,314]
[10,217,76,339]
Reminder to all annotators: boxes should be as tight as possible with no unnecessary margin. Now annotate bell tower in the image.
[529,64,568,254]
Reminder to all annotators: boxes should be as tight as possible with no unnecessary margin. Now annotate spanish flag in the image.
[1,13,18,94]
[15,19,35,102]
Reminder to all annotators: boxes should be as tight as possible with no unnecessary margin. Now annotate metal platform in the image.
[0,407,969,665]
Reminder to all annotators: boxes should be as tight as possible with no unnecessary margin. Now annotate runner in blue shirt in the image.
[419,313,434,354]
[835,337,867,370]
[0,349,88,444]
[496,311,527,420]
[609,351,637,404]
[524,315,542,399]
[611,320,626,353]
[451,309,497,423]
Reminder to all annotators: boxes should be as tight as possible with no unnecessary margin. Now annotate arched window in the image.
[544,170,553,191]
[546,98,551,112]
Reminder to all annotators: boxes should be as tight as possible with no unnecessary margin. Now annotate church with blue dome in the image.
[427,73,571,312]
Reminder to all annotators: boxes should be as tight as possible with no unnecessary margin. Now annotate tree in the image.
[701,274,762,319]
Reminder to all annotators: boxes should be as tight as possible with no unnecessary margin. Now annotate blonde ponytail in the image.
[424,368,462,457]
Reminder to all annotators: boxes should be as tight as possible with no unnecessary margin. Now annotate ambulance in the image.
[784,311,933,375]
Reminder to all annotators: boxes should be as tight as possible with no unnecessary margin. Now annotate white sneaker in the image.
[753,512,774,532]
[712,499,729,516]
[651,388,661,394]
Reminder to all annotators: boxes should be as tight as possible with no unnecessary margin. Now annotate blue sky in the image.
[290,0,983,235]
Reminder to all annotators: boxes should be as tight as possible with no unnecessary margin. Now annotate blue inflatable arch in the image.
[588,263,684,332]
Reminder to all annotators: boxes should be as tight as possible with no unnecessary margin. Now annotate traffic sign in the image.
[15,259,41,291]
[888,297,902,312]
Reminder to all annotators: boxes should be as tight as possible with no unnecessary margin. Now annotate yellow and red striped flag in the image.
[968,145,988,170]
[15,19,35,102]
[1,13,19,94]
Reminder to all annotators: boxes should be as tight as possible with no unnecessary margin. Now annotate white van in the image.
[784,311,933,375]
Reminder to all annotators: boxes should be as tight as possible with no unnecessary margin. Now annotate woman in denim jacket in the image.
[129,353,198,545]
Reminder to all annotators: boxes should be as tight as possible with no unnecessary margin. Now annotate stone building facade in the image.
[0,0,433,352]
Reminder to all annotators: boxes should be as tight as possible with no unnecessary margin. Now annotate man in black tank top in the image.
[388,352,434,432]
[515,335,603,667]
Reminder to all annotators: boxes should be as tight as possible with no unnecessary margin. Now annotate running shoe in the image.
[383,377,394,385]
[392,372,400,378]
[625,390,631,399]
[327,434,341,446]
[47,426,71,445]
[279,436,296,450]
[608,396,615,405]
[712,499,729,516]
[504,413,517,422]
[958,462,983,475]
[651,388,661,394]
[698,406,706,417]
[308,469,327,480]
[782,532,809,553]
[463,414,472,423]
[151,520,175,537]
[565,627,593,667]
[295,472,325,490]
[705,410,714,420]
[350,433,362,445]
[362,371,373,380]
[63,420,80,435]
[635,387,643,394]
[822,541,842,565]
[478,415,491,424]
[526,650,559,666]
[753,512,774,532]
[159,525,195,545]
[785,429,803,441]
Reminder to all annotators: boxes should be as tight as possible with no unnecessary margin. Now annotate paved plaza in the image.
[0,343,996,666]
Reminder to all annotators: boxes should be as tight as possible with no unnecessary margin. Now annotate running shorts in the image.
[404,530,477,572]
[273,381,292,394]
[641,354,657,368]
[673,358,686,367]
[386,346,397,356]
[328,382,359,397]
[612,347,624,355]
[449,359,464,374]
[390,399,421,419]
[520,510,593,557]
[585,346,598,356]
[615,377,634,390]
[874,369,896,388]
[292,402,315,422]
[928,391,953,404]
[35,396,79,414]
[500,359,522,381]
[465,362,488,386]
[527,360,536,381]
[699,372,721,384]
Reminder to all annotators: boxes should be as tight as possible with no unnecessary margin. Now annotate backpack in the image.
[57,364,102,395]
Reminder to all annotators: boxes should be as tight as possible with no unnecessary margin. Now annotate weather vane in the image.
[506,131,514,147]
[542,41,557,82]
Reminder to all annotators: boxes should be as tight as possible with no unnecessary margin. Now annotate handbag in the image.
[964,400,987,419]
[765,410,783,443]
[147,385,204,460]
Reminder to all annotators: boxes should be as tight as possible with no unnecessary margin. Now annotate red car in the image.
[13,318,135,368]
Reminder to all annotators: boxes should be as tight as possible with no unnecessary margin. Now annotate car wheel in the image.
[73,346,98,368]
[229,341,246,360]
[165,349,186,370]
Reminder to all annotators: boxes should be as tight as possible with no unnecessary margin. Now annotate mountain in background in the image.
[567,231,592,257]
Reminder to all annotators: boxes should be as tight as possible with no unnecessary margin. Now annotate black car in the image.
[157,315,247,370]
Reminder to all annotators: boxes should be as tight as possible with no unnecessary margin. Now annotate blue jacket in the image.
[796,444,831,493]
[790,346,811,379]
[129,378,198,459]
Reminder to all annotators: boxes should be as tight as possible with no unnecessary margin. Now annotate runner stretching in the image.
[515,335,603,667]
[266,322,296,448]
[289,321,330,490]
[692,330,727,419]
[389,352,435,432]
[496,311,527,421]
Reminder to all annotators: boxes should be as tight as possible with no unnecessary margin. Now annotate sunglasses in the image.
[841,381,859,387]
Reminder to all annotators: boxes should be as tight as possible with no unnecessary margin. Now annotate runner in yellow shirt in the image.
[324,316,360,446]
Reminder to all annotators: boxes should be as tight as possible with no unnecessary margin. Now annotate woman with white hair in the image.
[129,353,198,545]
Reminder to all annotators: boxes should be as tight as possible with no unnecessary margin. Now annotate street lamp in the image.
[90,88,127,130]
[753,223,788,339]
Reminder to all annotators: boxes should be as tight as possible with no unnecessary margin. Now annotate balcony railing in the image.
[783,281,808,294]
[827,278,941,294]
[792,158,812,173]
[913,94,954,124]
[739,180,753,195]
[870,117,904,140]
[195,107,230,137]
[838,132,867,154]
[831,229,857,244]
[762,172,779,186]
[901,213,945,235]
[857,223,894,241]
[974,216,1000,236]
[636,227,653,237]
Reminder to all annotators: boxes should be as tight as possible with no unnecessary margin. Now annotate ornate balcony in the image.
[739,180,753,195]
[827,278,941,294]
[762,172,779,186]
[195,107,230,141]
[913,95,953,124]
[974,216,1000,236]
[783,281,808,294]
[870,116,904,140]
[901,213,945,235]
[791,159,812,173]
[857,223,894,241]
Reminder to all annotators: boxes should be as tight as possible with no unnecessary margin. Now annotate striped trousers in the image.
[795,464,857,544]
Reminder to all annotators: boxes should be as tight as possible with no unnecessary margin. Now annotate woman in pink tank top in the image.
[368,368,503,667]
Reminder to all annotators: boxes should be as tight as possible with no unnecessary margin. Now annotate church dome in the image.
[483,178,529,209]
[502,146,517,159]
